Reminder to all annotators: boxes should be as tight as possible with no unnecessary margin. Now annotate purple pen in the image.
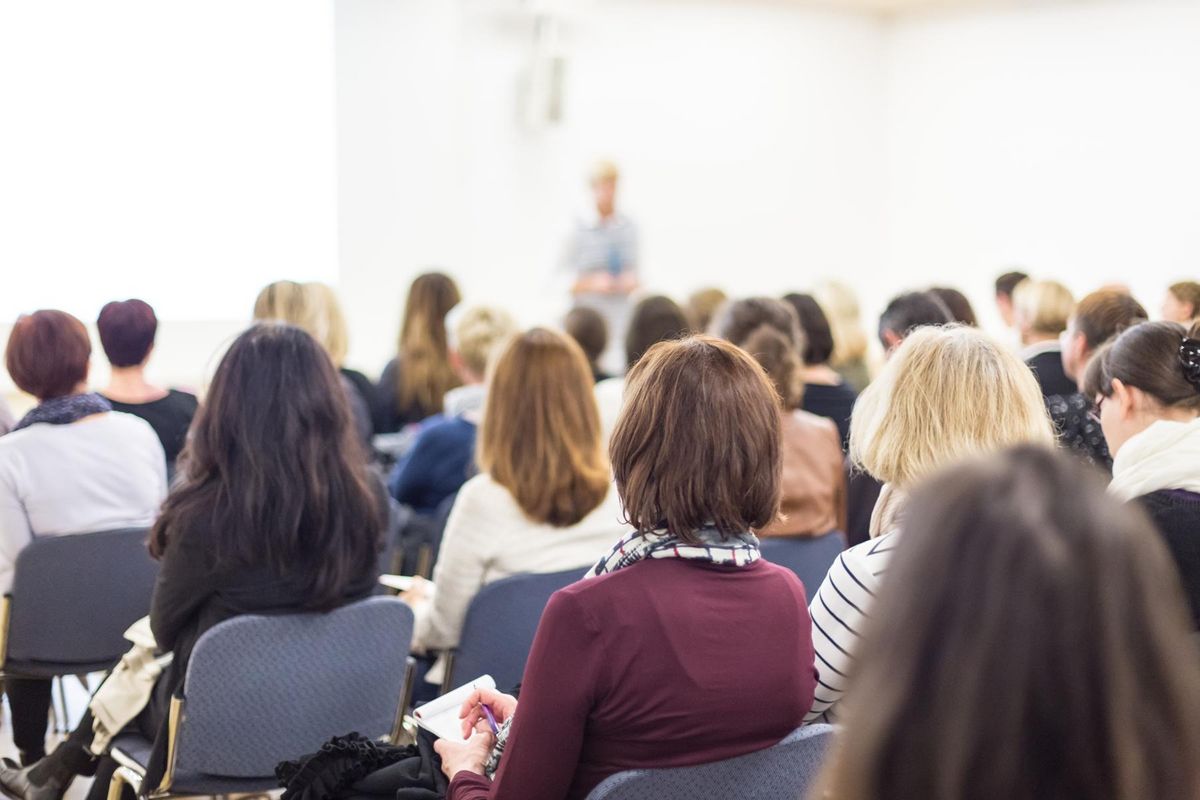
[481,703,499,735]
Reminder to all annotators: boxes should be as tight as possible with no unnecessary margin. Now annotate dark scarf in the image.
[13,392,111,432]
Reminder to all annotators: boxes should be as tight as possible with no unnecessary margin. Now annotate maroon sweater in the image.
[448,558,818,800]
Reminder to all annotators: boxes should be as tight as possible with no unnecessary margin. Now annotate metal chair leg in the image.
[56,676,69,733]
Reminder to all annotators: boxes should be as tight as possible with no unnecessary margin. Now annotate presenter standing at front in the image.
[564,161,639,374]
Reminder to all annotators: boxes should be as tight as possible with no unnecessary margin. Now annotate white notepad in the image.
[378,574,416,592]
[412,674,497,740]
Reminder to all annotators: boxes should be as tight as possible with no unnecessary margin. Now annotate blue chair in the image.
[1,528,158,676]
[759,533,845,597]
[585,724,836,800]
[108,596,415,800]
[1,528,158,732]
[443,568,583,693]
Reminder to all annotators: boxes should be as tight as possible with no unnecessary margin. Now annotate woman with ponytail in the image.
[1085,319,1200,627]
[712,298,846,538]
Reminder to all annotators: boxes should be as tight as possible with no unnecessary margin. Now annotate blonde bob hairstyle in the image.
[1012,279,1075,337]
[849,325,1054,488]
[477,327,610,527]
[448,305,518,378]
[252,281,350,367]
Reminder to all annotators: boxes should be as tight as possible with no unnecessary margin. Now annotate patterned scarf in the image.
[14,392,111,432]
[585,526,761,579]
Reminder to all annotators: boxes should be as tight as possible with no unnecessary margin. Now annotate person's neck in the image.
[800,364,842,386]
[1021,332,1058,347]
[104,367,166,404]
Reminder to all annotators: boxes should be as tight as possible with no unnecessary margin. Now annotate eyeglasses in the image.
[1087,395,1106,425]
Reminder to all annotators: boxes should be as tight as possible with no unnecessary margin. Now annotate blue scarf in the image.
[14,392,112,432]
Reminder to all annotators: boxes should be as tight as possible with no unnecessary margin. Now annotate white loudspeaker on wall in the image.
[519,13,567,130]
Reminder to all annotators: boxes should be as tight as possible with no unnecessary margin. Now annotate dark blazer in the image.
[1138,489,1200,629]
[1026,348,1077,398]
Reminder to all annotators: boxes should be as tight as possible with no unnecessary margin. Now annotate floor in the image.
[0,676,98,800]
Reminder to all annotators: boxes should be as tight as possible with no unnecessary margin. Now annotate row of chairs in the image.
[0,528,844,799]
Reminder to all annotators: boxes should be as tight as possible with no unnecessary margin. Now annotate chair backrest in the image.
[585,724,836,800]
[6,528,157,670]
[759,533,845,598]
[173,596,414,778]
[448,567,582,691]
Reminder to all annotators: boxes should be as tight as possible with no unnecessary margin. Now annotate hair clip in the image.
[1180,337,1200,390]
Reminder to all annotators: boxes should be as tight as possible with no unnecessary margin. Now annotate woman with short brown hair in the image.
[434,335,818,800]
[406,328,628,687]
[0,310,166,766]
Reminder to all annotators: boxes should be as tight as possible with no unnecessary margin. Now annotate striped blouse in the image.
[805,531,900,722]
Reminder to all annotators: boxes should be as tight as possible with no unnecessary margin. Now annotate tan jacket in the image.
[760,410,846,538]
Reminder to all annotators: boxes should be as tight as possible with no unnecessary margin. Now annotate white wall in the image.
[7,0,1200,402]
[881,0,1200,330]
[335,0,887,372]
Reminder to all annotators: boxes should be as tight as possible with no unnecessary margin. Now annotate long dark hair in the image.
[816,446,1200,800]
[150,323,382,610]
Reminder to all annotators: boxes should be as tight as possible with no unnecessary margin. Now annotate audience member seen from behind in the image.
[1012,278,1077,397]
[96,299,198,473]
[684,287,727,333]
[876,291,953,354]
[563,306,611,383]
[813,446,1200,800]
[0,310,166,767]
[252,281,373,446]
[783,292,858,451]
[594,294,690,438]
[814,281,872,392]
[435,336,818,800]
[303,282,378,437]
[1085,320,1200,628]
[928,286,978,326]
[1052,290,1148,471]
[403,328,629,689]
[389,306,518,515]
[1163,281,1200,324]
[993,269,1029,331]
[377,272,462,434]
[807,326,1054,722]
[712,298,845,537]
[0,323,386,800]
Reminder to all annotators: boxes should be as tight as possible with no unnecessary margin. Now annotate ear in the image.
[882,329,903,353]
[1110,378,1138,419]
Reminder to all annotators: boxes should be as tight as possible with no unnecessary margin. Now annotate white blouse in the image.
[414,473,631,657]
[0,412,168,593]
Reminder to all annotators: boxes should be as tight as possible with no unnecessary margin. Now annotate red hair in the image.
[6,310,92,400]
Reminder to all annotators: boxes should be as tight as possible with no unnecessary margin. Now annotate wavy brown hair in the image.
[611,335,782,542]
[816,446,1200,800]
[477,327,609,526]
[150,323,382,610]
[395,272,461,417]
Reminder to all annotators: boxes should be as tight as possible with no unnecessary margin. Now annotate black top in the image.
[104,389,198,466]
[1026,349,1077,398]
[1046,392,1112,473]
[375,358,438,434]
[801,381,858,452]
[1138,489,1200,629]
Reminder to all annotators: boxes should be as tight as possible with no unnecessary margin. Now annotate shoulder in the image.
[106,411,164,443]
[167,389,199,413]
[790,409,839,439]
[453,474,517,514]
[837,532,899,587]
